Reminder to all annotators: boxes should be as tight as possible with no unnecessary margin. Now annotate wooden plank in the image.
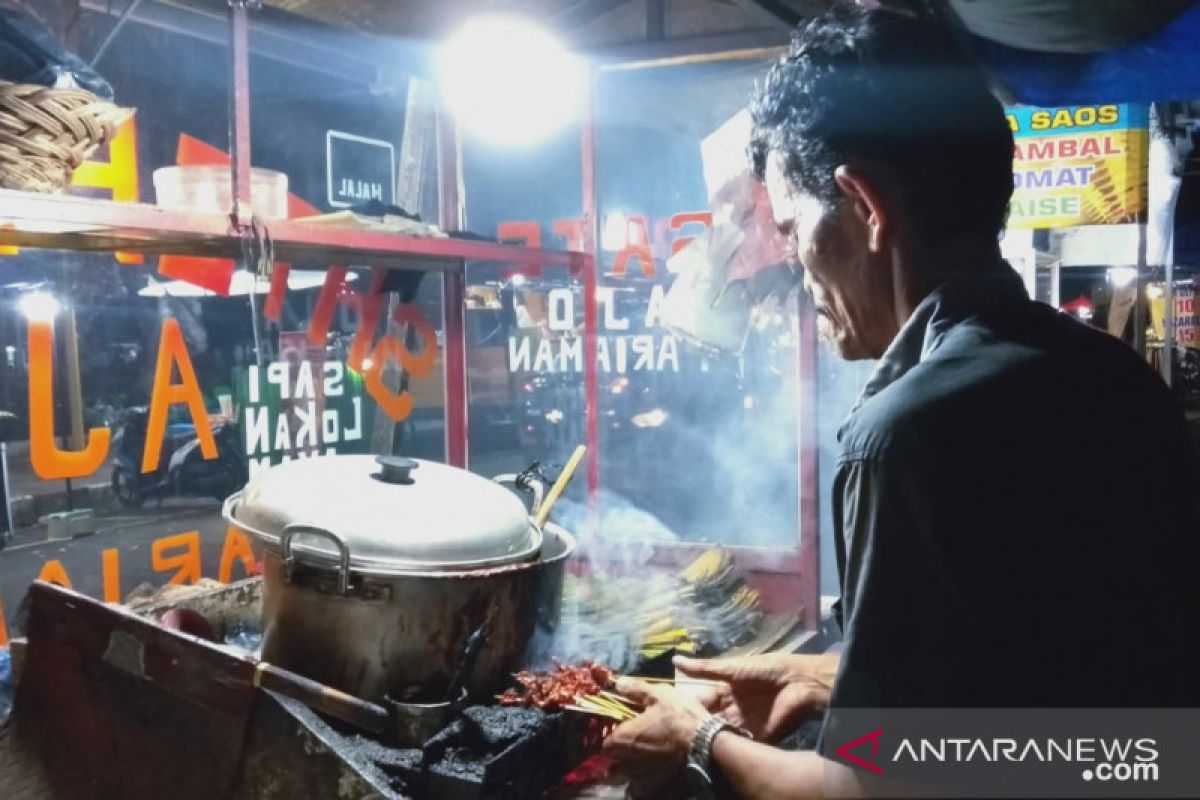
[11,582,255,799]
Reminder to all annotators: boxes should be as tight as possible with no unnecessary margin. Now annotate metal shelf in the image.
[0,190,584,271]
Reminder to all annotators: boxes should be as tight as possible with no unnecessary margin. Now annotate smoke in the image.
[528,490,680,672]
[523,301,880,668]
[553,488,678,574]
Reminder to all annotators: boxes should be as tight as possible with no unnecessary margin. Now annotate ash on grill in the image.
[269,693,606,800]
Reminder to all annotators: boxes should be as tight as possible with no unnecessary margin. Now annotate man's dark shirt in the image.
[826,266,1200,711]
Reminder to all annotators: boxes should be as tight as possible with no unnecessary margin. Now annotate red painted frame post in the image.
[228,1,252,226]
[580,72,601,502]
[437,112,468,468]
[797,293,821,626]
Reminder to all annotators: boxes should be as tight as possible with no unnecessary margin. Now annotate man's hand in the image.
[675,652,839,742]
[601,677,715,776]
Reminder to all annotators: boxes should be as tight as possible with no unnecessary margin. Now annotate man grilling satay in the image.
[602,6,1200,798]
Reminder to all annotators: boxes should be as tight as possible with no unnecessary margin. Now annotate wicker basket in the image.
[0,81,132,193]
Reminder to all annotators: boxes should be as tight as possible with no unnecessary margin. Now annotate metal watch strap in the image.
[688,715,752,779]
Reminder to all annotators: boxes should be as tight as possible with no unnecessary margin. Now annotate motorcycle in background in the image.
[110,407,246,508]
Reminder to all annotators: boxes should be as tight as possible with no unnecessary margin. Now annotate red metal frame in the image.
[797,293,821,623]
[580,78,601,500]
[0,191,583,268]
[436,112,469,468]
[228,1,252,225]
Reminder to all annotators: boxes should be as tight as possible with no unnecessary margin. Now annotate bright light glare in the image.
[631,409,668,429]
[511,274,527,287]
[1109,267,1138,289]
[439,16,584,145]
[601,212,627,252]
[19,291,60,322]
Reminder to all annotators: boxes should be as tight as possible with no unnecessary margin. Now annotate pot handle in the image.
[492,473,545,523]
[281,524,352,595]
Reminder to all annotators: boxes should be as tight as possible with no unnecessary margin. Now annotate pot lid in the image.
[226,455,540,573]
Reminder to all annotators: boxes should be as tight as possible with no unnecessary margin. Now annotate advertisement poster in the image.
[232,332,370,478]
[1150,282,1198,349]
[1006,104,1149,229]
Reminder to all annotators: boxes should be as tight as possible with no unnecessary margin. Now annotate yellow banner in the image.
[1005,104,1148,230]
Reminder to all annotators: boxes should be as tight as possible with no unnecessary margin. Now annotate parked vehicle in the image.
[110,407,246,507]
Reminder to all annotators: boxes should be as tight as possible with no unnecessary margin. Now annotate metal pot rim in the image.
[226,456,543,570]
[225,492,575,579]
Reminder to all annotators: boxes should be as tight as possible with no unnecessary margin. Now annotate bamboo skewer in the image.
[533,445,586,528]
[615,675,724,688]
[564,704,625,721]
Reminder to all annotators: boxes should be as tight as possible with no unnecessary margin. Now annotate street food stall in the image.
[0,0,1199,798]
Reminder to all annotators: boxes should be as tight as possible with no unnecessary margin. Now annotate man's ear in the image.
[833,165,889,254]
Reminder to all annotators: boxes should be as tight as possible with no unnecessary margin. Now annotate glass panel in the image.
[0,7,445,630]
[591,59,801,550]
[462,127,585,481]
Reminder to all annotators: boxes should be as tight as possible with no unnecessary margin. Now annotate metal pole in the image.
[436,112,468,468]
[580,70,601,502]
[1,442,13,543]
[51,313,75,512]
[1148,103,1185,386]
[228,0,254,227]
[61,306,86,452]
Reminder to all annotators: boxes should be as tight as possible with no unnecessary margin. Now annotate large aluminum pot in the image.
[222,455,576,703]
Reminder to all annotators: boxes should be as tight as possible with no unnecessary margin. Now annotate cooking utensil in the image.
[533,445,586,528]
[223,454,576,703]
[228,455,543,573]
[386,688,468,747]
[445,624,488,702]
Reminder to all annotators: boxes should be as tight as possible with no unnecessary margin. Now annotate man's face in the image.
[763,152,896,360]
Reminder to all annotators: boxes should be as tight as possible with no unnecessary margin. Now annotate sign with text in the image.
[326,130,396,209]
[507,286,681,375]
[1150,281,1198,349]
[1006,104,1148,230]
[232,333,370,479]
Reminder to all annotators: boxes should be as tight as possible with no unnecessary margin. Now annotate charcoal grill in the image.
[0,580,611,800]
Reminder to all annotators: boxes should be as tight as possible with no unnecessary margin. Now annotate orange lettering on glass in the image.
[27,320,111,480]
[73,117,143,264]
[38,559,73,588]
[553,218,585,252]
[265,195,322,321]
[218,526,260,583]
[308,267,387,370]
[364,303,438,421]
[152,531,202,585]
[498,221,543,280]
[102,548,121,603]
[669,211,712,256]
[263,262,292,322]
[613,215,654,278]
[142,319,217,473]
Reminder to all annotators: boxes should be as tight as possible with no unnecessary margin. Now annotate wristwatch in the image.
[685,715,753,798]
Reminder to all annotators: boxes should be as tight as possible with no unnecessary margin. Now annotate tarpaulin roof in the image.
[969,1,1200,106]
